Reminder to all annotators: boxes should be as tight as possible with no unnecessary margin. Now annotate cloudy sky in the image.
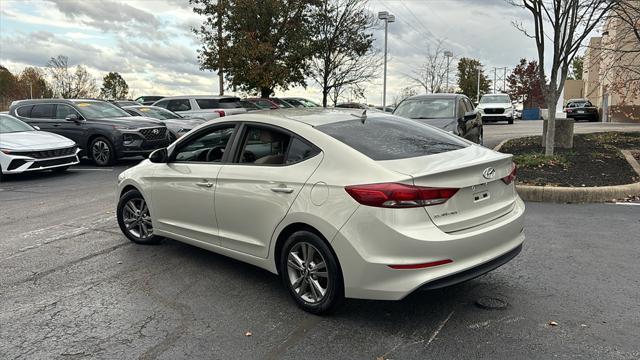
[1,0,551,104]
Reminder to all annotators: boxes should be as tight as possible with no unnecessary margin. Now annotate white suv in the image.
[476,94,514,124]
[152,95,247,121]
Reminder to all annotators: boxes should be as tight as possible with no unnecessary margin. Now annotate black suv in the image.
[9,99,170,166]
[564,98,599,122]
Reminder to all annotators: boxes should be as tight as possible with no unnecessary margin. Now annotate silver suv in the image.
[152,95,247,121]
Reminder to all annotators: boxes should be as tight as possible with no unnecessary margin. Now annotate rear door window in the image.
[167,99,191,112]
[317,117,468,161]
[16,105,33,117]
[55,104,81,119]
[286,137,319,164]
[217,98,243,109]
[195,98,219,109]
[154,100,169,109]
[236,125,291,165]
[30,104,55,119]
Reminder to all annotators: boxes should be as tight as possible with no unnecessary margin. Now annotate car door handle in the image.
[196,182,213,188]
[271,187,294,194]
[53,124,62,127]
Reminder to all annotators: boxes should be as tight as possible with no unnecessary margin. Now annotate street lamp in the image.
[444,50,453,93]
[378,11,395,109]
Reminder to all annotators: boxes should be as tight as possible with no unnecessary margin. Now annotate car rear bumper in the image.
[331,196,525,300]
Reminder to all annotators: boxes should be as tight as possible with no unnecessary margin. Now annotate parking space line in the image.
[613,202,640,206]
[71,168,114,171]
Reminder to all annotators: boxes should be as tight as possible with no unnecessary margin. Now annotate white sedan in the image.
[0,114,80,181]
[116,108,525,314]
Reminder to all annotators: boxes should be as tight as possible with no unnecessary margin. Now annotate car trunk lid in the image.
[379,145,516,233]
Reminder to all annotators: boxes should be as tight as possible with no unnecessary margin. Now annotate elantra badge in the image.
[482,167,496,179]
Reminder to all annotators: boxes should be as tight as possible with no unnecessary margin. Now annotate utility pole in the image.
[29,82,33,99]
[503,67,507,93]
[217,0,225,95]
[378,11,395,109]
[493,68,497,94]
[444,50,453,93]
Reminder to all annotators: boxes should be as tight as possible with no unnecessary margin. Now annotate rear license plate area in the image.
[471,183,490,203]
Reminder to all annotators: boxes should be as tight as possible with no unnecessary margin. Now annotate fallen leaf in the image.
[244,331,252,337]
[117,261,123,264]
[549,321,558,326]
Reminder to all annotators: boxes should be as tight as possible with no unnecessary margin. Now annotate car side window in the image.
[154,100,169,109]
[55,104,81,119]
[286,137,319,164]
[30,104,55,119]
[237,126,291,165]
[167,99,191,112]
[16,105,33,117]
[464,98,474,111]
[172,125,235,163]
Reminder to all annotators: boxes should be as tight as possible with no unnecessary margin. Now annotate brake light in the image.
[565,108,572,113]
[215,110,226,117]
[344,183,458,208]
[502,164,517,185]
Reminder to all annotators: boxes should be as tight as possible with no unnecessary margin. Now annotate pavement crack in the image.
[264,315,322,360]
[7,242,131,287]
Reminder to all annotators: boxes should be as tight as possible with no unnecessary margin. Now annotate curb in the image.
[494,137,640,203]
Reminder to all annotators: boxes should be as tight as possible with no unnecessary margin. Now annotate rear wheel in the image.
[90,137,115,166]
[280,230,344,314]
[117,189,161,245]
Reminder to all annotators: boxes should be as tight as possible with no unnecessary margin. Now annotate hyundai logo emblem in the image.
[482,167,496,179]
[152,129,159,135]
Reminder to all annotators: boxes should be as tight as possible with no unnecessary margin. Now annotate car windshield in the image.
[133,107,180,120]
[296,98,320,107]
[75,101,130,119]
[317,117,467,161]
[394,98,455,119]
[0,114,34,133]
[480,95,510,104]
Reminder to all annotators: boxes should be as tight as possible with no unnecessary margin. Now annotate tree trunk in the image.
[322,89,328,108]
[260,88,272,99]
[544,97,557,156]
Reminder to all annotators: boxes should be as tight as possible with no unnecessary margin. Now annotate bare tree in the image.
[392,86,418,107]
[310,0,380,107]
[409,40,449,94]
[46,55,98,98]
[511,0,618,156]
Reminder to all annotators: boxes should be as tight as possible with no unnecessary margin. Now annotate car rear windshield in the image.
[316,117,468,161]
[196,98,242,109]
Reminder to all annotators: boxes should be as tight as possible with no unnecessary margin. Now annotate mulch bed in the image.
[499,132,640,187]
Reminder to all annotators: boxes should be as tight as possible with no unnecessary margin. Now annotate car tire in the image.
[508,117,514,125]
[117,189,161,245]
[279,230,344,314]
[90,136,115,166]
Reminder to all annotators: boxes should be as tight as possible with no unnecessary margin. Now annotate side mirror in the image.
[461,110,477,122]
[149,148,168,163]
[65,114,79,122]
[33,125,41,131]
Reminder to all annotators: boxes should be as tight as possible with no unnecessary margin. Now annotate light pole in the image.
[444,50,453,93]
[378,11,395,109]
[477,67,481,103]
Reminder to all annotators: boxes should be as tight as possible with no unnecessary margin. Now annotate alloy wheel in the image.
[122,197,153,239]
[92,140,110,165]
[287,242,329,303]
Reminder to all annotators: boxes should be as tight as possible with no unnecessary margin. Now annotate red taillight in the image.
[502,164,517,185]
[388,259,453,270]
[215,110,226,117]
[565,108,572,113]
[344,183,458,208]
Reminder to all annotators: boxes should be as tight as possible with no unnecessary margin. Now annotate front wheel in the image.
[280,230,344,314]
[508,117,514,125]
[117,189,161,244]
[90,137,115,166]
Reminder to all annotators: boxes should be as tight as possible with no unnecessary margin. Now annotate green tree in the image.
[568,55,583,80]
[18,67,53,99]
[193,0,319,98]
[100,72,129,100]
[310,0,378,107]
[456,57,490,101]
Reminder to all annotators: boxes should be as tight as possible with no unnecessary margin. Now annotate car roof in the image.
[232,107,392,127]
[405,93,462,101]
[157,95,239,100]
[567,98,589,102]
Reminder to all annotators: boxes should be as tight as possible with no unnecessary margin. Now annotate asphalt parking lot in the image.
[1,121,640,359]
